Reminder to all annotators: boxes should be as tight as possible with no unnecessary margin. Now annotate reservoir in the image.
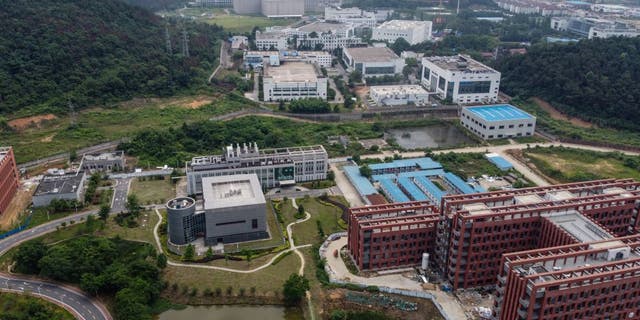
[386,125,475,149]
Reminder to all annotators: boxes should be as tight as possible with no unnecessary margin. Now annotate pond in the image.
[386,125,475,149]
[158,305,305,320]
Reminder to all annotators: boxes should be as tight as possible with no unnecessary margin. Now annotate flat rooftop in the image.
[465,104,534,122]
[83,151,123,161]
[370,85,428,95]
[377,20,431,30]
[298,21,350,33]
[34,172,84,196]
[264,62,319,82]
[202,174,265,211]
[344,47,399,63]
[545,210,613,243]
[423,54,498,73]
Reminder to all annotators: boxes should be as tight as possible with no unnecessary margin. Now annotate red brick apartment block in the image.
[0,147,19,216]
[347,201,439,271]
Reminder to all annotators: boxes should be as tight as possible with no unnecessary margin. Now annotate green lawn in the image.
[0,292,75,320]
[293,197,347,246]
[524,146,640,183]
[130,177,175,205]
[3,95,247,163]
[204,15,298,33]
[432,152,505,179]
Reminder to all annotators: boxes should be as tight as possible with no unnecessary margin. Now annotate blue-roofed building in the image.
[379,178,410,203]
[443,172,477,194]
[397,177,428,201]
[485,153,514,171]
[368,157,442,175]
[344,166,378,197]
[414,176,447,205]
[398,169,445,178]
[461,104,536,140]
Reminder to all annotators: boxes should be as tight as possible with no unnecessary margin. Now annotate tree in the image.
[156,253,167,269]
[278,100,286,111]
[99,205,110,221]
[282,274,310,306]
[205,247,214,259]
[391,37,411,55]
[327,170,335,181]
[359,165,372,178]
[349,71,362,84]
[13,240,47,274]
[126,194,140,216]
[296,204,305,219]
[69,150,77,162]
[183,244,195,261]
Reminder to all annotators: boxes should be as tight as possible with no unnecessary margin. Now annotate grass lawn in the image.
[2,94,248,163]
[524,146,640,183]
[0,292,75,320]
[99,210,159,245]
[130,177,176,205]
[432,152,505,179]
[204,15,298,33]
[162,250,300,296]
[293,197,347,246]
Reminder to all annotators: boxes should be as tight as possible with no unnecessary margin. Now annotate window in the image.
[252,219,258,229]
[457,81,491,94]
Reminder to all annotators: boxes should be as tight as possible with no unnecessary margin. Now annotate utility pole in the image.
[165,25,172,55]
[457,0,461,14]
[181,24,190,57]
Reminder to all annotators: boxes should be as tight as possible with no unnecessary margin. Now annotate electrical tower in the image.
[68,100,77,127]
[165,25,172,54]
[181,25,189,57]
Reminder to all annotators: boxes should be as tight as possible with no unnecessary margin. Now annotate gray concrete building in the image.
[186,143,328,195]
[262,0,304,17]
[32,172,86,207]
[80,151,125,172]
[167,197,201,245]
[233,0,261,14]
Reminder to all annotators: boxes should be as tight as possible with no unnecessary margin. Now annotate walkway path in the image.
[290,199,315,320]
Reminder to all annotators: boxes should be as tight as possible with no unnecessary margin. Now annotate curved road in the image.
[0,209,111,320]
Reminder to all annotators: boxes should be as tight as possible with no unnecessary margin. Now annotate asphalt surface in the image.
[110,178,131,213]
[0,274,109,320]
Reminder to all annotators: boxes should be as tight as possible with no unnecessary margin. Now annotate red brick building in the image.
[347,201,439,270]
[0,147,19,216]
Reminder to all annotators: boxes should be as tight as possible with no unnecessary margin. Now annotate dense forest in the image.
[120,0,186,12]
[496,37,640,131]
[0,0,223,116]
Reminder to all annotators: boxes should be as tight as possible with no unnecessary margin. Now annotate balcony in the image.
[498,275,506,284]
[520,298,530,308]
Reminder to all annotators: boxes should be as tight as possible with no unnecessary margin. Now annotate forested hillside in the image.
[496,37,640,131]
[120,0,185,12]
[0,0,223,116]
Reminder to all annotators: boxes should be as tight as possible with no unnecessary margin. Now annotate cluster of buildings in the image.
[551,16,640,39]
[231,0,342,17]
[347,178,640,319]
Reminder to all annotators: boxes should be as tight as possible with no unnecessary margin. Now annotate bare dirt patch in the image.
[532,97,593,128]
[184,99,213,109]
[0,184,36,230]
[8,114,57,131]
[40,134,55,142]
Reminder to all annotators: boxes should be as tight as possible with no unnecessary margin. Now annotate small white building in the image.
[255,31,288,51]
[342,47,405,78]
[244,50,331,68]
[369,85,430,106]
[421,54,501,104]
[263,62,327,101]
[230,36,249,50]
[373,20,433,45]
[460,104,536,140]
[324,7,377,28]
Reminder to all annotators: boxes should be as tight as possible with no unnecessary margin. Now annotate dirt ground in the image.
[532,97,593,128]
[184,99,214,109]
[0,183,36,230]
[323,289,445,320]
[8,114,57,131]
[506,149,561,185]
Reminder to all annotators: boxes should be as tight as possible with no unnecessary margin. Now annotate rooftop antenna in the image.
[165,24,173,55]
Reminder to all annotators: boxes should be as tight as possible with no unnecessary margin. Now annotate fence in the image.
[319,232,455,320]
[0,214,33,240]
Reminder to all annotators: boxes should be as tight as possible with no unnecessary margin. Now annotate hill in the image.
[120,0,186,12]
[496,37,640,131]
[0,0,223,117]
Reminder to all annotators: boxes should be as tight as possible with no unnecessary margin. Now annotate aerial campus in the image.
[2,0,640,319]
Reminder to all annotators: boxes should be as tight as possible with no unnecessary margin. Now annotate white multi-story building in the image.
[263,62,328,101]
[369,85,430,106]
[589,26,640,39]
[267,21,364,51]
[255,31,288,50]
[421,55,501,104]
[261,0,304,17]
[373,20,433,45]
[324,7,377,28]
[342,47,404,78]
[245,50,332,68]
[460,104,535,140]
[186,143,328,194]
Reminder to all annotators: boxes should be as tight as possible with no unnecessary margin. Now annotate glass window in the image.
[252,219,258,229]
[457,81,492,94]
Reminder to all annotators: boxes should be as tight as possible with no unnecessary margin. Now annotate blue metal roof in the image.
[444,172,477,194]
[398,177,428,201]
[398,169,446,178]
[379,178,410,203]
[486,154,513,171]
[414,176,447,204]
[343,166,378,196]
[473,184,486,193]
[369,157,442,171]
[466,104,533,122]
[371,174,397,182]
[368,162,399,170]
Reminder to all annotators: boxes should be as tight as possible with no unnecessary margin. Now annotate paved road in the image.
[0,274,110,320]
[110,178,131,213]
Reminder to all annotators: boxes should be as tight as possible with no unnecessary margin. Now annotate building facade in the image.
[263,62,328,101]
[190,0,232,7]
[233,0,261,14]
[342,47,405,78]
[369,85,430,106]
[460,104,536,140]
[81,151,126,172]
[324,7,377,28]
[186,143,328,195]
[373,20,433,45]
[421,54,501,104]
[256,31,288,51]
[261,0,304,17]
[348,201,439,270]
[32,172,86,207]
[0,147,19,216]
[244,51,331,68]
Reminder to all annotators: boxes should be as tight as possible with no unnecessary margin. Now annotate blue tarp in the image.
[398,177,428,201]
[379,178,410,203]
[444,172,477,194]
[344,166,378,196]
